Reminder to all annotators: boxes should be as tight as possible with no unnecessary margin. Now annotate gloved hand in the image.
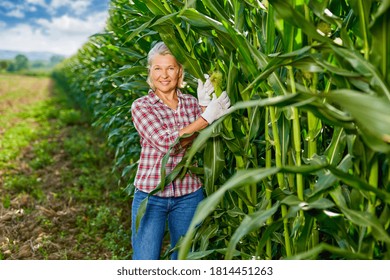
[201,91,231,124]
[197,74,214,106]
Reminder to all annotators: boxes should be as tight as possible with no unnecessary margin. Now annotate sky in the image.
[0,0,110,57]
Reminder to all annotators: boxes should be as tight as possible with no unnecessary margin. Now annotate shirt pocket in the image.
[179,108,196,129]
[160,123,175,137]
[154,107,176,133]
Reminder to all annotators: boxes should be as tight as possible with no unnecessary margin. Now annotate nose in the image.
[161,69,169,78]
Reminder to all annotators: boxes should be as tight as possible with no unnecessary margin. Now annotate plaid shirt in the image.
[131,89,203,197]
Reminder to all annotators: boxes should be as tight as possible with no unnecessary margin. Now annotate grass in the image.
[0,74,131,260]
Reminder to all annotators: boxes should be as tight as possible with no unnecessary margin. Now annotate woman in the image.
[130,41,231,259]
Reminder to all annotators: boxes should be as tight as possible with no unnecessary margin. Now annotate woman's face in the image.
[149,54,182,95]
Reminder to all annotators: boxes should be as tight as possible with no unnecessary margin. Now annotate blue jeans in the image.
[131,188,204,260]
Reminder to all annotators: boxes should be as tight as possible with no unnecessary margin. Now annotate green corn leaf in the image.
[269,0,334,44]
[329,46,390,100]
[143,0,168,15]
[110,66,147,78]
[256,221,284,256]
[179,8,226,31]
[123,17,155,45]
[308,0,343,27]
[281,195,334,211]
[265,3,276,54]
[221,20,258,77]
[289,243,368,259]
[311,54,362,77]
[247,105,262,141]
[183,117,226,167]
[201,0,230,23]
[179,8,236,50]
[118,81,149,91]
[186,250,215,260]
[348,0,372,49]
[232,188,256,208]
[225,202,280,259]
[328,166,390,204]
[203,136,225,195]
[324,127,347,165]
[135,196,148,232]
[199,223,219,251]
[340,206,390,243]
[369,0,390,86]
[310,154,353,199]
[178,167,280,259]
[326,89,390,152]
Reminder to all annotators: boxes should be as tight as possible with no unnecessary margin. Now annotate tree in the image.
[30,61,46,69]
[0,60,10,72]
[15,54,29,71]
[50,55,65,66]
[7,54,29,72]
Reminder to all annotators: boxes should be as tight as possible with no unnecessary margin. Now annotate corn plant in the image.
[54,0,390,260]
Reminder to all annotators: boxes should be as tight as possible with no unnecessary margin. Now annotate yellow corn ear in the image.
[210,71,223,97]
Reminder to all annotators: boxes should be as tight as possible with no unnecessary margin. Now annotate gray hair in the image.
[146,41,185,89]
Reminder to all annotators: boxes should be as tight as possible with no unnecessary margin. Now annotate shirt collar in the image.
[148,90,160,104]
[148,89,184,104]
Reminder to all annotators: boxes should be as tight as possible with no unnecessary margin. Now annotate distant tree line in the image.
[0,54,65,73]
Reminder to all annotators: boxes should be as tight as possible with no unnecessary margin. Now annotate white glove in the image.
[201,91,231,124]
[197,74,214,106]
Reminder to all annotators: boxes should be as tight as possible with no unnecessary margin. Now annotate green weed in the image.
[3,174,38,193]
[29,140,57,170]
[0,123,36,166]
[59,109,83,126]
[2,194,11,209]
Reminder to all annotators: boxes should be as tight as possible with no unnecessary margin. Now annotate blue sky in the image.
[0,0,110,56]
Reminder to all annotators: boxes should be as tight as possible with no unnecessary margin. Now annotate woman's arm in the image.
[132,101,181,153]
[178,116,208,148]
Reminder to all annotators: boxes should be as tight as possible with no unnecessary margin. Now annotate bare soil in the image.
[0,74,131,259]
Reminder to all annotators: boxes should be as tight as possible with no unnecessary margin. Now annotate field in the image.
[0,74,131,259]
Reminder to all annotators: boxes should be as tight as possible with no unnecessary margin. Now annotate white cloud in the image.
[26,0,46,5]
[0,11,108,56]
[8,0,94,17]
[6,8,25,18]
[1,1,15,9]
[37,12,106,36]
[2,0,42,18]
[2,0,41,19]
[49,0,93,15]
[28,6,37,12]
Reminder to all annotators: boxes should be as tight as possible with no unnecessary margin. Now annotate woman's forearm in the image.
[179,117,208,137]
[178,117,208,147]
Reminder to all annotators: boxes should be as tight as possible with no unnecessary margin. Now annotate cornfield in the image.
[53,0,390,260]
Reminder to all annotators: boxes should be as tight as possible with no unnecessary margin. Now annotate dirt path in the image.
[0,74,131,259]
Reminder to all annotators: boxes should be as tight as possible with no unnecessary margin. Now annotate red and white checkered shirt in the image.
[131,89,203,197]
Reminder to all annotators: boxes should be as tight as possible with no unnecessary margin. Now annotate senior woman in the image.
[130,41,231,260]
